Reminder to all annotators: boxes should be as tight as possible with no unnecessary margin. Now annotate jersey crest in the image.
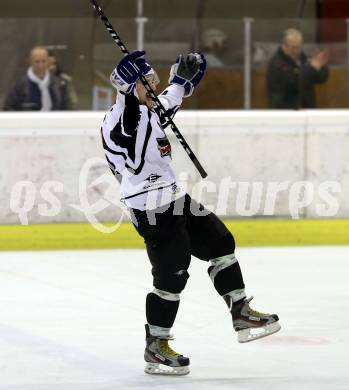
[156,136,172,158]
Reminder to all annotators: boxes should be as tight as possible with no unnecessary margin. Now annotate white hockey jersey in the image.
[101,84,186,210]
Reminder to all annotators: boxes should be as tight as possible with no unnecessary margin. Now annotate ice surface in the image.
[0,246,348,390]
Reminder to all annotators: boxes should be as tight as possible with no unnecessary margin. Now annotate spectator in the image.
[48,51,79,108]
[202,29,226,68]
[266,28,329,109]
[4,46,71,111]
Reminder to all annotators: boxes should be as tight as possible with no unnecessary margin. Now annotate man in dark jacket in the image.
[4,46,71,111]
[267,29,329,109]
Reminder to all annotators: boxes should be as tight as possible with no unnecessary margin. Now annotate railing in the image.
[0,17,347,110]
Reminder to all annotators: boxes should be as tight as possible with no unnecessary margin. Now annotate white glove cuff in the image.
[110,68,134,93]
[168,64,194,98]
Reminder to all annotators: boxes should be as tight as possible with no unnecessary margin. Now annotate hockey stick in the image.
[90,0,208,178]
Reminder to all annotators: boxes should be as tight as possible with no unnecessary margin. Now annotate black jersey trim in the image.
[102,107,152,177]
[102,130,136,172]
[105,154,122,183]
[123,90,141,136]
[132,111,153,175]
[101,130,127,161]
[109,91,140,163]
[154,104,179,129]
[105,154,116,170]
[121,182,175,201]
[110,119,137,162]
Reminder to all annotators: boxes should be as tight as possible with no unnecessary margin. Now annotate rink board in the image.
[1,219,349,250]
[2,110,349,224]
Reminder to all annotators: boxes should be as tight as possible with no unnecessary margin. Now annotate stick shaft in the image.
[90,0,207,178]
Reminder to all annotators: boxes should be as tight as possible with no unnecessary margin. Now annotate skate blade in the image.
[145,362,190,376]
[238,321,281,343]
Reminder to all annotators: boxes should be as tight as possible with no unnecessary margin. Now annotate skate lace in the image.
[158,339,180,357]
[244,297,270,317]
[247,304,269,317]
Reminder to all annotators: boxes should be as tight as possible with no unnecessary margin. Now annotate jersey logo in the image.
[156,136,172,158]
[143,173,164,189]
[145,173,161,183]
[171,183,180,194]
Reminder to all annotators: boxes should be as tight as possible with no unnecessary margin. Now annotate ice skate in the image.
[225,296,281,343]
[144,324,190,375]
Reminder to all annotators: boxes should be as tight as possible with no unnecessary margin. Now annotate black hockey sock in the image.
[208,260,245,297]
[146,292,180,329]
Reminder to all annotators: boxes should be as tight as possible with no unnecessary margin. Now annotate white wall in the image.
[1,110,348,225]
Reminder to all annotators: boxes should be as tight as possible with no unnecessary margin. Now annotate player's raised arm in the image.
[168,52,207,97]
[155,52,207,128]
[108,50,157,137]
[110,50,151,94]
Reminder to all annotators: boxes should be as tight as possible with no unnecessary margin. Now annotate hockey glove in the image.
[169,52,207,97]
[110,50,151,92]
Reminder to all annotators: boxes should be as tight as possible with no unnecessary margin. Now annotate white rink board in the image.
[0,246,348,390]
[1,110,349,224]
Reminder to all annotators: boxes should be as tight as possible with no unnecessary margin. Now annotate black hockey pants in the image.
[131,194,236,294]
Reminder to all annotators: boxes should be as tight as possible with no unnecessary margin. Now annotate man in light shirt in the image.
[4,46,71,111]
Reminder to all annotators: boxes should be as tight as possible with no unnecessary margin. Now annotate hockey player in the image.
[101,50,281,376]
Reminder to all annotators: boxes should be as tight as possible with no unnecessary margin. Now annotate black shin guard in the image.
[146,292,180,329]
[208,259,245,296]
